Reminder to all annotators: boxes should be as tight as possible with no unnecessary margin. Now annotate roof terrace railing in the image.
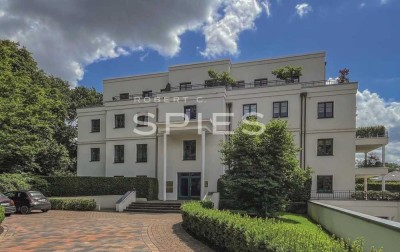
[110,79,352,101]
[356,126,388,138]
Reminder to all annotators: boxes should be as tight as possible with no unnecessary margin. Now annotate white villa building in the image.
[77,52,389,202]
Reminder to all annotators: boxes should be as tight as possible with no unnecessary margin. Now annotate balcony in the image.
[108,79,355,102]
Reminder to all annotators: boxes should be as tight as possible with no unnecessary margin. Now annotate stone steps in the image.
[124,202,182,213]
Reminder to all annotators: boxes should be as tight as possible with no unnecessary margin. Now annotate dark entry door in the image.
[178,173,201,200]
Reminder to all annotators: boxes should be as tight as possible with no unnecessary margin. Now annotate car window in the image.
[29,192,44,197]
[4,192,15,198]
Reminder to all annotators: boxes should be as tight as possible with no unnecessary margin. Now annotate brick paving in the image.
[0,210,213,252]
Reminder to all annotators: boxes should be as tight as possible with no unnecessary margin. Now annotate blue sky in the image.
[0,0,399,162]
[78,0,400,101]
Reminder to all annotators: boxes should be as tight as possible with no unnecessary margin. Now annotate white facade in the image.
[77,51,376,200]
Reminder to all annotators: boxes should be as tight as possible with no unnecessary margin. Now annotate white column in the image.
[382,175,386,191]
[201,130,206,200]
[364,152,368,166]
[163,133,167,201]
[364,177,368,200]
[382,145,386,167]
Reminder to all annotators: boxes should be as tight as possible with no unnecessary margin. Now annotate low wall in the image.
[308,200,400,252]
[59,195,123,210]
[315,200,400,222]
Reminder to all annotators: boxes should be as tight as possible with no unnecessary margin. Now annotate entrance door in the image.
[178,172,201,200]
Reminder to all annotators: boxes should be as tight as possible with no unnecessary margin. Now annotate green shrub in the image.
[355,182,400,192]
[199,200,214,209]
[39,176,158,200]
[0,173,48,192]
[0,207,4,225]
[356,126,386,138]
[352,191,400,200]
[181,201,381,252]
[49,198,97,211]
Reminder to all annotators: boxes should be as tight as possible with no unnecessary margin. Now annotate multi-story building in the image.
[77,51,388,201]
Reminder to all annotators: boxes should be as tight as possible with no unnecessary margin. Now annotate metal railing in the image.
[109,79,353,102]
[311,190,400,201]
[311,190,354,200]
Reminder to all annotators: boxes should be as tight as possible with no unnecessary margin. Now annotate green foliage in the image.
[39,177,158,200]
[0,173,48,192]
[0,207,4,224]
[49,198,97,211]
[356,126,386,138]
[199,200,214,209]
[181,202,380,252]
[271,66,302,82]
[0,40,102,175]
[355,182,400,192]
[352,191,400,200]
[207,69,236,86]
[220,119,311,217]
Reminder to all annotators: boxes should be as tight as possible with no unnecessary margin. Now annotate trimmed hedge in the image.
[40,177,158,200]
[181,202,379,252]
[0,207,4,225]
[352,191,400,200]
[49,198,97,211]
[356,126,386,138]
[356,182,400,192]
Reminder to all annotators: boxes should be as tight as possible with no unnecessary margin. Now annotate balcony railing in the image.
[109,79,353,102]
[311,190,400,200]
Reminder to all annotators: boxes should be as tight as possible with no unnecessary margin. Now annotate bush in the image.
[40,177,158,200]
[181,202,380,252]
[199,200,214,209]
[0,207,4,225]
[355,182,400,192]
[0,173,48,192]
[352,191,400,200]
[49,198,97,211]
[356,126,386,138]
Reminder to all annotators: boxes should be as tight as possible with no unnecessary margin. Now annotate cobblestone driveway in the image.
[0,210,213,252]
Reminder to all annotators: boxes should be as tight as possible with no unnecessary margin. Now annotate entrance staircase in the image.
[124,201,182,213]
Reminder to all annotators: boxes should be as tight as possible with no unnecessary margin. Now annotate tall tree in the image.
[0,40,102,175]
[220,119,311,217]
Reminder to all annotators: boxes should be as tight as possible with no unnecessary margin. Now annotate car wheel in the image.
[5,213,11,217]
[20,205,31,214]
[41,209,49,213]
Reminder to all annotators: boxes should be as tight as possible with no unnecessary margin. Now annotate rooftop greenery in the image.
[356,126,386,138]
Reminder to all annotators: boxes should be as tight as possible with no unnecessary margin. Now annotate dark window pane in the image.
[318,102,334,118]
[91,119,100,132]
[184,105,197,120]
[90,148,100,161]
[317,139,333,156]
[114,145,124,163]
[142,91,152,97]
[180,82,192,91]
[273,101,288,118]
[317,176,333,193]
[137,144,147,162]
[137,115,148,127]
[115,114,125,128]
[183,140,196,160]
[120,93,129,100]
[243,104,257,116]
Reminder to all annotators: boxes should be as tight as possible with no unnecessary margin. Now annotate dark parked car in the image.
[5,191,51,214]
[0,193,16,216]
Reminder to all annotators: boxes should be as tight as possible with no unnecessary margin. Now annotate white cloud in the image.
[201,0,266,57]
[139,52,149,62]
[359,2,366,8]
[262,0,272,17]
[0,0,220,85]
[295,3,312,18]
[380,0,389,5]
[357,90,400,162]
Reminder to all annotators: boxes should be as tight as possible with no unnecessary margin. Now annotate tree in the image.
[220,119,311,217]
[338,68,350,83]
[272,66,302,83]
[0,40,102,175]
[207,69,236,87]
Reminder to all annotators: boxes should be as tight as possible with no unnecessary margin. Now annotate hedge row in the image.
[352,191,400,200]
[40,177,158,200]
[355,182,400,192]
[181,202,377,252]
[49,198,97,211]
[0,207,4,225]
[0,173,48,192]
[356,126,386,138]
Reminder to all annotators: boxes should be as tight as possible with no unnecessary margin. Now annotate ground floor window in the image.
[114,145,124,163]
[136,144,147,162]
[90,148,100,161]
[317,175,333,193]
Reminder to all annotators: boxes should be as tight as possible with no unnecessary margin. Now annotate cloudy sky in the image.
[0,0,399,162]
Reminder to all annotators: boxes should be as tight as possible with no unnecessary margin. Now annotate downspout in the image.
[227,103,232,171]
[155,107,159,178]
[300,94,303,169]
[302,92,308,169]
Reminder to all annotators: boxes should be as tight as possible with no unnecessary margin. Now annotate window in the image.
[119,93,129,100]
[114,145,124,163]
[243,104,257,116]
[317,176,333,193]
[184,105,197,120]
[180,82,192,91]
[317,139,333,156]
[318,102,334,118]
[137,144,147,163]
[137,115,148,127]
[273,101,288,118]
[91,119,100,132]
[142,90,152,97]
[254,78,268,87]
[183,140,196,160]
[115,114,125,128]
[90,148,100,161]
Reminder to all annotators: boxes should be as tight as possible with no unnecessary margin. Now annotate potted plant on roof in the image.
[337,68,350,83]
[272,66,302,83]
[207,69,237,88]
